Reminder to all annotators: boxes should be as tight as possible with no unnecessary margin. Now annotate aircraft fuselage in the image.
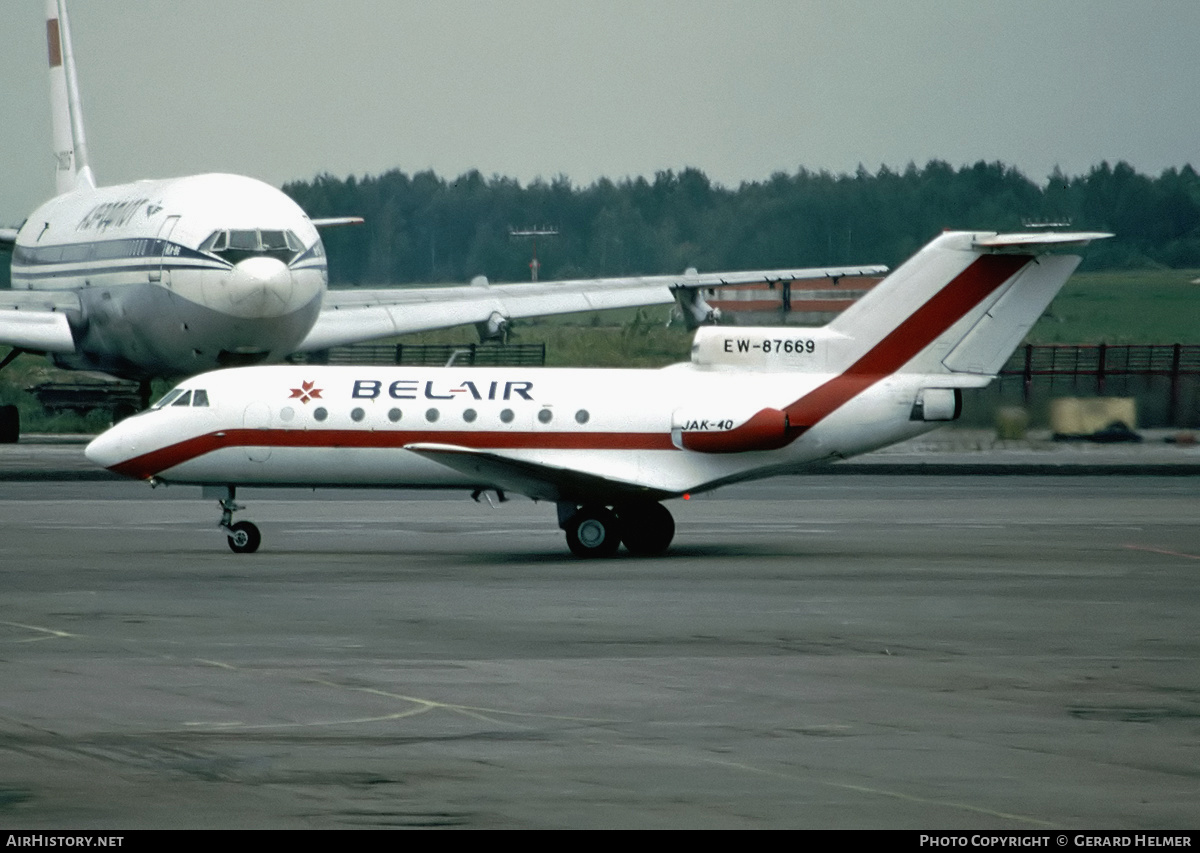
[83,360,947,500]
[11,173,326,379]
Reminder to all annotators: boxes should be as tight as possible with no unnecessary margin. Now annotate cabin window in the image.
[387,408,402,423]
[425,408,439,423]
[192,389,209,407]
[575,409,590,424]
[351,407,365,422]
[313,407,328,422]
[538,409,553,424]
[463,408,477,423]
[500,409,514,424]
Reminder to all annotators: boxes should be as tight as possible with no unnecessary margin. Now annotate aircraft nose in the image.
[224,256,296,318]
[85,424,133,473]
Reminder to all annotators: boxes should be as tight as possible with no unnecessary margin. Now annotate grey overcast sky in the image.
[2,1,1198,224]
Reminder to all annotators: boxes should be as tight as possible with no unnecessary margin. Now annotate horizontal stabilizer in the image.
[972,231,1113,251]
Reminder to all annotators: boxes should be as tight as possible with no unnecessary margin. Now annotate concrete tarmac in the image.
[1,467,1198,828]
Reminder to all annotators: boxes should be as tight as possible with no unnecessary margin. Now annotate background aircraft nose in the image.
[223,256,296,318]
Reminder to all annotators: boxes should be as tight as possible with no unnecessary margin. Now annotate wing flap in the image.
[404,442,673,504]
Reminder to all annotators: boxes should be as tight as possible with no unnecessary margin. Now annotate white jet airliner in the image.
[86,229,1109,556]
[0,1,883,441]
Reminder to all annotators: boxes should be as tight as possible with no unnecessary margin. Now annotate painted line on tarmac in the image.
[1123,543,1200,561]
[0,620,78,643]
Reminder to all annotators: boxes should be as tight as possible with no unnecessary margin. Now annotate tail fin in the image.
[825,230,1109,377]
[47,0,95,195]
[781,230,1109,434]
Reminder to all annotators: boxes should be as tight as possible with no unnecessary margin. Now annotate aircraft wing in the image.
[404,442,675,505]
[0,228,19,246]
[0,290,80,353]
[295,264,887,352]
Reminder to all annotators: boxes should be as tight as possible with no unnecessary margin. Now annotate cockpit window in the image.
[260,230,289,251]
[151,389,186,410]
[192,389,209,407]
[171,390,193,407]
[228,230,259,251]
[198,232,225,252]
[199,229,307,264]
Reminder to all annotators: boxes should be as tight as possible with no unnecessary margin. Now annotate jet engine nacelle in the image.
[910,388,962,422]
[671,406,793,454]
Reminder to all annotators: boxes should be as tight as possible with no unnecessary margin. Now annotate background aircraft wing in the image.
[0,228,19,246]
[295,264,886,352]
[0,290,80,353]
[403,442,675,504]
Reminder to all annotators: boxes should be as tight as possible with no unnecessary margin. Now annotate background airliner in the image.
[0,1,884,442]
[86,230,1109,556]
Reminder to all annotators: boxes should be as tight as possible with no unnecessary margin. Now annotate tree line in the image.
[284,160,1200,287]
[4,159,1195,289]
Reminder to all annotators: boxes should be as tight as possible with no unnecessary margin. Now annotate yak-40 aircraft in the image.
[87,229,1109,556]
[0,1,882,442]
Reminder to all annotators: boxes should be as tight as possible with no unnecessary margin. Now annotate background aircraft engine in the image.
[671,406,793,453]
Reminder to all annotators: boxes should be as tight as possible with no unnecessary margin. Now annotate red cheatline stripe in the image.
[110,428,677,480]
[784,253,1030,432]
[47,19,62,68]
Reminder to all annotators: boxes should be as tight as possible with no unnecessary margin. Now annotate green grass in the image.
[1028,269,1200,344]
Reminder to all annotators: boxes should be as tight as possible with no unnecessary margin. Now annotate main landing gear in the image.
[558,501,676,558]
[205,489,674,558]
[217,486,261,554]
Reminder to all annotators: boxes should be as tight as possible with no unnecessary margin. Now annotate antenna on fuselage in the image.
[47,0,95,195]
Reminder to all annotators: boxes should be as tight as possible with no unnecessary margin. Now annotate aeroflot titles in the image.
[76,198,151,232]
[350,379,535,402]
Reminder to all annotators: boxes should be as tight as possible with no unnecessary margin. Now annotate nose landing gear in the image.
[217,486,261,553]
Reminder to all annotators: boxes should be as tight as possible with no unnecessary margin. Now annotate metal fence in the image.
[295,342,547,368]
[996,344,1200,427]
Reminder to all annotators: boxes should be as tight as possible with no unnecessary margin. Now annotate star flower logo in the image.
[289,380,323,404]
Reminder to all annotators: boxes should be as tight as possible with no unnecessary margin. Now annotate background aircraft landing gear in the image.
[0,405,18,444]
[561,504,621,559]
[616,501,675,556]
[0,348,25,443]
[216,486,261,554]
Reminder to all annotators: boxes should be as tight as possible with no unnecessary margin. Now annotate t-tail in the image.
[47,0,95,195]
[784,230,1111,434]
[687,229,1109,446]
